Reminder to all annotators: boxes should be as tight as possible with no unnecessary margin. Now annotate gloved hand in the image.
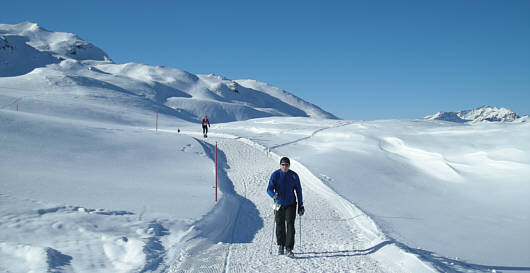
[273,193,279,200]
[298,205,305,216]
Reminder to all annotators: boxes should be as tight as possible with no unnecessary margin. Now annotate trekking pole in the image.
[269,212,276,255]
[299,215,302,252]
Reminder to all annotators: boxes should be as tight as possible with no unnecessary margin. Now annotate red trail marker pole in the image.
[215,142,218,202]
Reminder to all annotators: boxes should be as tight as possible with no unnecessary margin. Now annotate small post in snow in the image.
[215,142,218,202]
[16,104,18,112]
[156,109,158,132]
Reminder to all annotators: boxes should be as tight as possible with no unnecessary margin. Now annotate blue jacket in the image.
[267,169,303,206]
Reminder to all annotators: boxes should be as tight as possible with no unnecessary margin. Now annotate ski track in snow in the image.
[168,135,427,273]
[269,120,354,150]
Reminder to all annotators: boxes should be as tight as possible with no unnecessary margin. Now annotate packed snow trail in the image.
[169,136,434,273]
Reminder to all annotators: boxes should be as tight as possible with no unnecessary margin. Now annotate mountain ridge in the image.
[425,105,528,123]
[0,22,338,123]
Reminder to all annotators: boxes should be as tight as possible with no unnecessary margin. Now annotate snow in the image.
[0,242,49,273]
[1,21,530,272]
[1,21,335,123]
[208,118,530,270]
[0,22,110,77]
[165,137,433,272]
[425,105,527,123]
[235,79,338,119]
[3,108,529,272]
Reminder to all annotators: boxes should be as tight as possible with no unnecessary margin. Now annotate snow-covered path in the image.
[169,136,434,272]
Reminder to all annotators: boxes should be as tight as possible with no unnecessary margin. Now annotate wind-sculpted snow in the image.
[379,136,462,182]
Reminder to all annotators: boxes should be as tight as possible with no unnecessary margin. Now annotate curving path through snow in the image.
[169,135,434,273]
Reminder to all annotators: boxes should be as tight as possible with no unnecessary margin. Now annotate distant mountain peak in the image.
[425,105,527,123]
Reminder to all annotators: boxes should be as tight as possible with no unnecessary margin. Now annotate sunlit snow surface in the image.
[1,21,529,273]
[210,117,530,268]
[2,104,530,272]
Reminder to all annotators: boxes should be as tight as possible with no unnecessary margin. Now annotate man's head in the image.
[280,157,290,173]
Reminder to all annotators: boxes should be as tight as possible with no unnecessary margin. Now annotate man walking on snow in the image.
[267,157,305,257]
[201,115,210,138]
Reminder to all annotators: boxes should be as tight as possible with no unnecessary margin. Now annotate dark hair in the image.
[280,157,290,165]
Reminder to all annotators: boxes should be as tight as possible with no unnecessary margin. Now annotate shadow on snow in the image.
[295,238,530,272]
[393,239,530,273]
[191,139,263,244]
[293,241,393,260]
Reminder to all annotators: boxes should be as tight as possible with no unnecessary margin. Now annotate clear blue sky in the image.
[4,0,530,120]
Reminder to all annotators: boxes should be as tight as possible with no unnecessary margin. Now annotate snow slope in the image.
[0,22,110,77]
[0,109,215,272]
[0,22,337,123]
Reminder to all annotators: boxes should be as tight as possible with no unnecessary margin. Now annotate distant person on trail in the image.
[267,157,304,257]
[201,116,210,138]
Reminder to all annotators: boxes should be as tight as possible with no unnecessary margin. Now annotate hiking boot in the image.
[286,248,294,257]
[278,245,284,255]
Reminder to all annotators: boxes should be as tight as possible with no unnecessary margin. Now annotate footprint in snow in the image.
[180,144,192,152]
[319,174,334,183]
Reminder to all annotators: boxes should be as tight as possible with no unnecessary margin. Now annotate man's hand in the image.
[298,205,305,216]
[273,193,279,200]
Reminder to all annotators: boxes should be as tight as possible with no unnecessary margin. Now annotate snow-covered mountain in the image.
[0,22,111,77]
[0,22,337,123]
[425,105,527,123]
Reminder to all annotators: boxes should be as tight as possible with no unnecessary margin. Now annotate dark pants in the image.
[275,204,297,250]
[202,125,208,135]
